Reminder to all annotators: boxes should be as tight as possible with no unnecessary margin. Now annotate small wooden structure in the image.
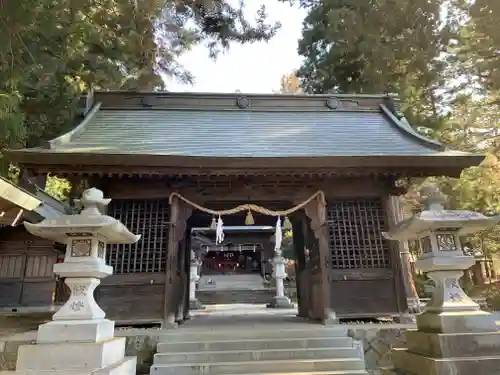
[5,91,483,325]
[0,177,68,308]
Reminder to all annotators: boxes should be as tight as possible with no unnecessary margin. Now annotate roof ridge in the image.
[97,107,382,113]
[94,90,393,99]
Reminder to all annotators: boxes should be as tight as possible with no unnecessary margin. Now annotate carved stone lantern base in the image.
[38,318,115,344]
[16,337,136,375]
[190,298,206,310]
[266,296,294,309]
[416,310,498,335]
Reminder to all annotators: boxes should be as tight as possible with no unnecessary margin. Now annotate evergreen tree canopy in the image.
[0,0,279,176]
[292,0,449,130]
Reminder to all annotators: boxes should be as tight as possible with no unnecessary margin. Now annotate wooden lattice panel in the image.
[106,199,169,273]
[326,198,390,269]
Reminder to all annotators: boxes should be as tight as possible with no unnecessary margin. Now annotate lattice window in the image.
[106,199,169,273]
[326,198,390,269]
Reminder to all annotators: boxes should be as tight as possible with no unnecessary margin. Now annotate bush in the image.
[467,281,500,311]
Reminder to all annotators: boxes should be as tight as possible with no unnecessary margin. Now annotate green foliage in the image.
[281,229,295,259]
[294,0,449,130]
[413,273,431,298]
[0,0,279,177]
[45,175,71,202]
[291,0,500,261]
[467,282,500,311]
[452,0,500,93]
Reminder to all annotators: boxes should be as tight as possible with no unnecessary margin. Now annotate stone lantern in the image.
[267,230,294,309]
[189,250,204,310]
[15,188,141,375]
[383,183,500,375]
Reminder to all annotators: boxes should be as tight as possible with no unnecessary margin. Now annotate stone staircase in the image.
[150,325,368,375]
[197,289,275,305]
[197,274,274,305]
[198,274,267,291]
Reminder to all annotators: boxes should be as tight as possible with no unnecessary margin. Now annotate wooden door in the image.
[21,245,57,306]
[0,250,25,306]
[0,234,56,307]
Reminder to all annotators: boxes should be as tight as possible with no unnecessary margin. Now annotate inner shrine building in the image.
[4,91,483,325]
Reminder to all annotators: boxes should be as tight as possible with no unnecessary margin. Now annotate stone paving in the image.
[183,303,308,328]
[0,303,418,374]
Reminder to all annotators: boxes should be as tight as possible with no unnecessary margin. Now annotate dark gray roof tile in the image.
[50,108,441,157]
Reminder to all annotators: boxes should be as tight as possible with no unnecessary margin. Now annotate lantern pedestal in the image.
[384,184,500,375]
[189,255,205,310]
[415,255,499,334]
[267,255,294,308]
[13,188,141,375]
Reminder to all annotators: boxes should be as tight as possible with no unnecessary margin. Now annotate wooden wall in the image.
[98,273,165,324]
[0,227,57,308]
[325,197,402,317]
[98,197,170,324]
[99,175,406,323]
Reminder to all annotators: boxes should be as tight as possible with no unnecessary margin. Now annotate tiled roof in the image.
[47,105,443,157]
[0,177,69,226]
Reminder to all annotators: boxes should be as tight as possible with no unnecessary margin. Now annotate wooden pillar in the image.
[385,195,412,322]
[175,205,192,323]
[386,195,415,314]
[164,195,180,327]
[303,195,336,324]
[292,216,307,317]
[176,234,187,322]
[164,196,192,327]
[183,232,192,320]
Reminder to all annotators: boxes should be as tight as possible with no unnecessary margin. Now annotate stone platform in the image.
[0,304,416,375]
[391,311,500,375]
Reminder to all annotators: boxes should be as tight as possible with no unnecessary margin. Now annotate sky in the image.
[166,1,307,93]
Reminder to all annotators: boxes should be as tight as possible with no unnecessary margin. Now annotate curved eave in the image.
[0,177,42,226]
[379,104,444,151]
[49,102,102,148]
[0,177,42,212]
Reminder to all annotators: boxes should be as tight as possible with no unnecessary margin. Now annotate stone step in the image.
[153,347,359,364]
[197,290,275,305]
[150,358,366,375]
[198,275,266,291]
[392,348,500,375]
[95,356,137,375]
[157,337,354,352]
[158,327,348,342]
[0,358,137,375]
[221,372,369,375]
[16,337,126,372]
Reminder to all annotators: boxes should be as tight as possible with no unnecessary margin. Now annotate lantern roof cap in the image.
[23,188,141,245]
[383,183,500,240]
